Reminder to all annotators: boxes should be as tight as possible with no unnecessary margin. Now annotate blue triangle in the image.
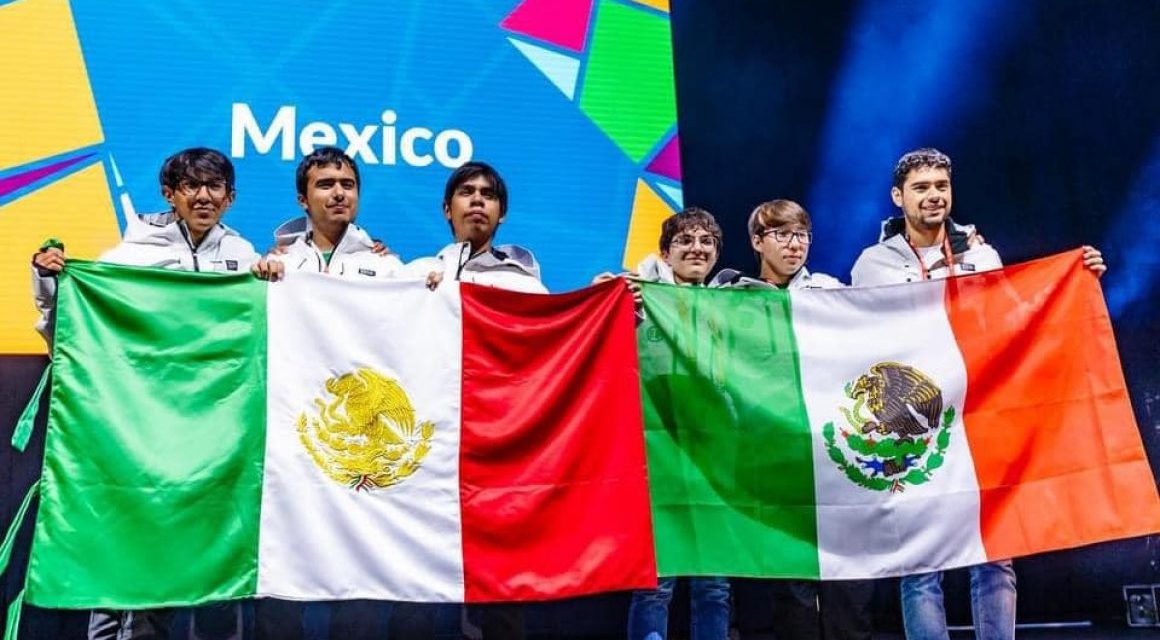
[508,38,581,101]
[655,182,684,209]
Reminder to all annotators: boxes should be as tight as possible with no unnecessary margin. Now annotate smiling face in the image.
[892,165,953,239]
[163,178,234,244]
[661,225,719,284]
[298,162,360,230]
[444,174,503,251]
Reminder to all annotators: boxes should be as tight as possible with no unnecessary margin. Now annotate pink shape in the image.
[0,153,96,199]
[646,135,681,181]
[500,0,593,54]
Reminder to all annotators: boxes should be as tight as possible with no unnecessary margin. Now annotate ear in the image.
[161,185,175,206]
[891,186,903,208]
[297,193,309,212]
[750,234,763,254]
[442,202,452,221]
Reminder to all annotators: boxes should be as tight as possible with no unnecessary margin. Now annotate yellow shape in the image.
[0,0,104,169]
[0,162,121,354]
[622,178,676,271]
[629,0,670,12]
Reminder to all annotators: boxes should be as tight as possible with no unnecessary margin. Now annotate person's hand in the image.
[370,240,392,256]
[591,272,617,285]
[1081,245,1106,278]
[426,270,444,291]
[967,230,987,248]
[625,278,643,311]
[252,258,285,282]
[33,247,65,276]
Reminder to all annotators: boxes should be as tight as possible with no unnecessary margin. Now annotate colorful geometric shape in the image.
[654,181,683,209]
[0,0,104,170]
[0,153,96,201]
[579,0,678,163]
[500,0,594,54]
[508,38,582,101]
[622,179,676,270]
[645,134,681,181]
[0,163,121,354]
[629,0,670,12]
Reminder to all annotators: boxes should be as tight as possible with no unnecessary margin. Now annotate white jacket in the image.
[270,217,403,278]
[850,218,1003,287]
[32,212,258,341]
[407,242,548,294]
[710,266,845,290]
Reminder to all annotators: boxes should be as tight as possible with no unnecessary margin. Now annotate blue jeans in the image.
[628,576,731,640]
[901,561,1016,640]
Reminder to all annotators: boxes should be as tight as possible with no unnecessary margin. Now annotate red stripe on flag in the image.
[946,250,1160,561]
[459,279,656,601]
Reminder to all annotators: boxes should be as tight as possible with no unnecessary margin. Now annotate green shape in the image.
[26,261,268,608]
[638,283,820,579]
[579,0,678,163]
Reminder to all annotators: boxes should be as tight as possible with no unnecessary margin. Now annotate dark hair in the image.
[748,199,811,238]
[442,161,508,215]
[296,147,360,195]
[658,207,723,253]
[158,148,235,191]
[892,148,952,188]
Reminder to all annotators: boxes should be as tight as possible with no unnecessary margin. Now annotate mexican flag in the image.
[639,249,1160,579]
[25,261,654,608]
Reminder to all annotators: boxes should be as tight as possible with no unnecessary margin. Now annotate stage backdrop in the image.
[0,0,683,354]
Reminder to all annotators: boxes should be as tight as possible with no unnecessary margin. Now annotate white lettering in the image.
[230,104,472,168]
[232,103,295,160]
[400,127,434,167]
[434,130,473,168]
[299,122,337,155]
[339,123,378,163]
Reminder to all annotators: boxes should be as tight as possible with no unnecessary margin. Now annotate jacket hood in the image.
[123,210,241,248]
[438,242,542,281]
[878,215,976,254]
[274,216,376,254]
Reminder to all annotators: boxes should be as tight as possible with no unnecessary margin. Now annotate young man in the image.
[850,148,1105,640]
[711,199,843,291]
[254,146,402,281]
[31,147,258,640]
[713,200,872,640]
[410,161,545,640]
[619,207,733,640]
[415,161,546,294]
[252,147,418,640]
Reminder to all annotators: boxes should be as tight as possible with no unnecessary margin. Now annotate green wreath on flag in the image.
[823,396,955,493]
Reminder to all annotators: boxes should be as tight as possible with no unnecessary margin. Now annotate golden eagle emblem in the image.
[823,362,955,493]
[297,368,434,492]
[849,362,943,439]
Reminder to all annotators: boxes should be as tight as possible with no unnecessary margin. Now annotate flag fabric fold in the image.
[638,249,1160,580]
[24,261,654,608]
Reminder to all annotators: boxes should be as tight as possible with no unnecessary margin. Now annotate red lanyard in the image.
[906,234,956,280]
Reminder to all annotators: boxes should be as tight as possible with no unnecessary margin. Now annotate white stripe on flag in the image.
[792,281,989,579]
[258,273,465,601]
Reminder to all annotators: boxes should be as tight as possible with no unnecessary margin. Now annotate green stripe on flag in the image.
[25,261,268,608]
[639,283,819,578]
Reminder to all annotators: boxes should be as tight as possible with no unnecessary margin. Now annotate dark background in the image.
[3,0,1158,636]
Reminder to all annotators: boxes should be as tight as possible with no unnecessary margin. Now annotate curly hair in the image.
[658,207,723,253]
[892,148,952,188]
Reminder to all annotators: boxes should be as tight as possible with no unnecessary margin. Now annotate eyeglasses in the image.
[176,180,229,197]
[760,228,813,245]
[670,234,719,249]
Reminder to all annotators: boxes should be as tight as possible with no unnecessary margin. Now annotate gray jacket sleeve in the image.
[31,264,57,346]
